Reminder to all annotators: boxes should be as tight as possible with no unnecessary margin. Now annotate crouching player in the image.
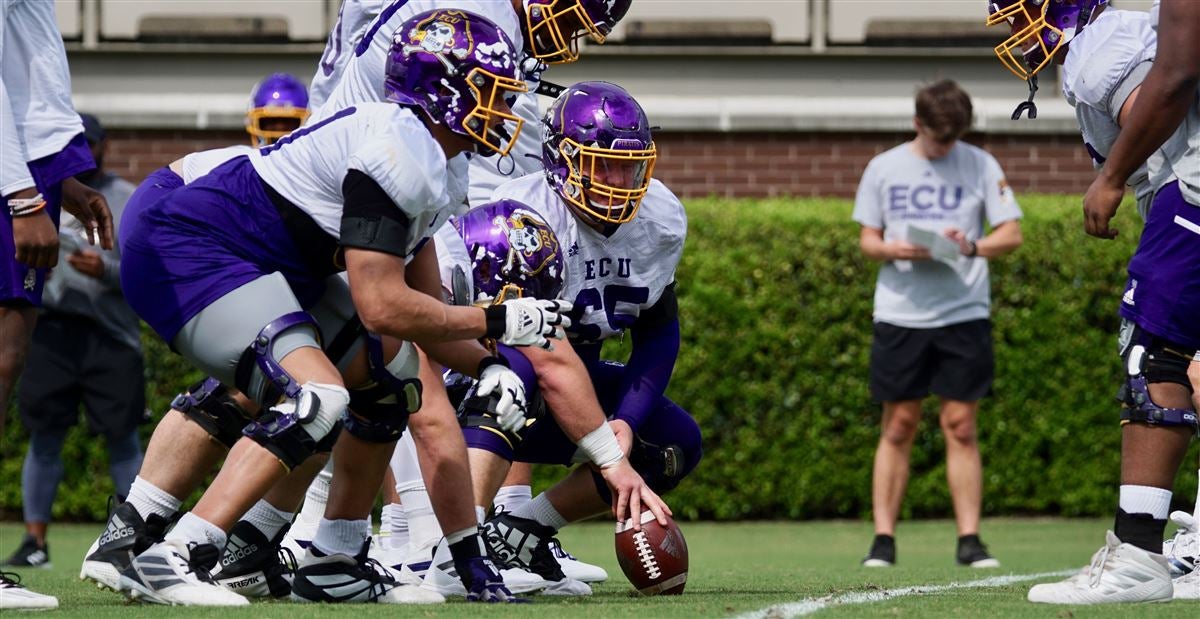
[103,10,570,607]
[441,81,703,594]
[988,0,1200,604]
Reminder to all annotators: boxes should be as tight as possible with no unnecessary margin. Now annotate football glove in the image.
[484,299,573,350]
[475,364,527,434]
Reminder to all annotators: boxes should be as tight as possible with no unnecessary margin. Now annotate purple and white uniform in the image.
[308,0,391,111]
[120,103,465,345]
[1,0,94,304]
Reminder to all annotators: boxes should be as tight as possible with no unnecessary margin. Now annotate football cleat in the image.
[0,571,58,610]
[211,520,295,598]
[861,534,895,568]
[483,514,590,596]
[279,506,319,559]
[369,538,435,586]
[548,538,607,583]
[2,534,51,569]
[290,541,443,604]
[1027,531,1174,604]
[119,539,249,606]
[421,537,547,596]
[80,501,173,591]
[956,534,1000,568]
[1163,510,1198,578]
[1174,567,1200,600]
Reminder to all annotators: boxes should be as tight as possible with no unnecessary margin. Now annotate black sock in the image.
[1113,508,1167,553]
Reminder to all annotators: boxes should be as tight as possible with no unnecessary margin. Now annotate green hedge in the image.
[2,195,1197,522]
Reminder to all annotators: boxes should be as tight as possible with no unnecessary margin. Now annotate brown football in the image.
[614,511,688,595]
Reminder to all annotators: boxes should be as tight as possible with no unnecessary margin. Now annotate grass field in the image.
[1,518,1196,618]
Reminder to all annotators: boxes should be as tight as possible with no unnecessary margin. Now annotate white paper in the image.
[905,226,962,264]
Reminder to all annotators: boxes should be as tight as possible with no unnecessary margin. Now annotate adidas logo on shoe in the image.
[222,536,260,567]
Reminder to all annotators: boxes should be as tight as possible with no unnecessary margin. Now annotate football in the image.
[614,511,689,596]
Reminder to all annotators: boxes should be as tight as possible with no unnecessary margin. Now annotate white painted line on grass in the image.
[734,569,1077,619]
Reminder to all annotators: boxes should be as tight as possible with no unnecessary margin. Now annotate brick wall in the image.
[103,129,1096,198]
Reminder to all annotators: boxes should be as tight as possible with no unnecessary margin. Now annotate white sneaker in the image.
[1027,531,1174,604]
[0,571,58,610]
[420,539,547,596]
[1174,567,1200,600]
[119,539,249,606]
[290,544,443,604]
[280,509,319,560]
[369,539,436,586]
[1164,510,1198,578]
[548,538,607,583]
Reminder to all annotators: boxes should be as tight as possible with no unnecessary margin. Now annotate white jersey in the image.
[1062,9,1158,219]
[309,0,391,111]
[433,218,474,304]
[467,92,545,208]
[1,0,84,194]
[493,174,687,344]
[181,145,254,183]
[250,103,468,258]
[852,142,1023,329]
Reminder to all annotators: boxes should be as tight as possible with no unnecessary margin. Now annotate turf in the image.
[1,518,1195,618]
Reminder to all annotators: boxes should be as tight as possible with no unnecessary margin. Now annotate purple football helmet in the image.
[541,81,656,225]
[524,0,633,64]
[987,0,1108,80]
[246,73,310,147]
[385,9,527,156]
[454,199,564,304]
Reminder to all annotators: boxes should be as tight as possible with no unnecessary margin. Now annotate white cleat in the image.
[0,572,58,610]
[1027,531,1174,604]
[290,545,443,604]
[279,512,319,561]
[1164,510,1198,577]
[549,538,607,583]
[369,539,436,586]
[1173,567,1199,600]
[420,539,547,596]
[540,577,592,596]
[119,539,249,606]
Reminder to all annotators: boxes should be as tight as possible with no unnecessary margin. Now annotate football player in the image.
[455,81,700,594]
[1,0,114,610]
[988,0,1200,604]
[245,73,310,148]
[99,10,569,607]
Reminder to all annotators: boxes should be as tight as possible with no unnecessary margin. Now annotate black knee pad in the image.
[172,377,254,448]
[342,334,421,444]
[1117,324,1198,429]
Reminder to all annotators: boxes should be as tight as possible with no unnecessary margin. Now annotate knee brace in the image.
[233,311,322,405]
[244,381,349,470]
[343,334,422,443]
[171,376,254,448]
[1117,323,1198,429]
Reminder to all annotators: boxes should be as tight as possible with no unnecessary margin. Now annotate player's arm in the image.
[1083,0,1200,238]
[512,338,611,442]
[945,219,1022,259]
[611,284,682,433]
[341,170,567,347]
[403,237,495,376]
[858,226,931,262]
[1,75,59,268]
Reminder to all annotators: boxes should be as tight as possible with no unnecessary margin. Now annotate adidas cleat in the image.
[483,514,589,595]
[80,501,172,591]
[0,571,58,610]
[548,538,607,583]
[119,539,248,606]
[1027,531,1173,604]
[291,541,443,604]
[421,538,546,597]
[211,520,295,598]
[1163,510,1198,578]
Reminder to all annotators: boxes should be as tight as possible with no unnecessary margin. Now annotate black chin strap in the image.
[1011,74,1039,120]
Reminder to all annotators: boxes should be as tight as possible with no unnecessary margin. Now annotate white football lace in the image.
[1087,545,1111,589]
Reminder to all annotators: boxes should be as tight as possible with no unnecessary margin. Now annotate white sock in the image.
[126,476,182,521]
[475,505,487,525]
[1120,485,1172,519]
[493,485,532,515]
[398,481,441,549]
[295,461,332,529]
[512,493,567,531]
[382,503,409,550]
[166,512,227,548]
[312,518,370,557]
[242,500,294,541]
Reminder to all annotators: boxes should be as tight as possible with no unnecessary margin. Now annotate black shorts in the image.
[18,313,146,438]
[869,319,994,403]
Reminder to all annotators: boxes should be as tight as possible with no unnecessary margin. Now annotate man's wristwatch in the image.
[966,240,978,257]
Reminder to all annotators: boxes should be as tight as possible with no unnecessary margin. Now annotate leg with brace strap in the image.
[341,333,423,443]
[1118,321,1199,431]
[239,311,349,470]
[171,376,255,449]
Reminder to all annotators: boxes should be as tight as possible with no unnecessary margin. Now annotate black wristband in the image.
[966,241,978,257]
[476,354,510,378]
[483,305,507,339]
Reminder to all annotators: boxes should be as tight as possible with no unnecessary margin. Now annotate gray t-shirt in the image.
[852,142,1023,329]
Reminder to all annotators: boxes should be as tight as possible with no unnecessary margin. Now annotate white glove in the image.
[476,363,528,433]
[485,298,573,350]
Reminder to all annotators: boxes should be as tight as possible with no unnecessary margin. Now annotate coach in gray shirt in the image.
[851,80,1023,570]
[2,114,145,570]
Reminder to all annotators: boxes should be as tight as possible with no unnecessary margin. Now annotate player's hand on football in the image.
[486,298,573,350]
[1082,174,1123,239]
[61,177,114,250]
[888,240,931,261]
[67,249,105,279]
[602,457,673,531]
[475,363,528,433]
[11,210,60,268]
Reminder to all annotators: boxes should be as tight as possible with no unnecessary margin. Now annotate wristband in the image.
[577,423,624,469]
[483,305,507,339]
[966,240,978,257]
[8,193,46,217]
[475,354,510,378]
